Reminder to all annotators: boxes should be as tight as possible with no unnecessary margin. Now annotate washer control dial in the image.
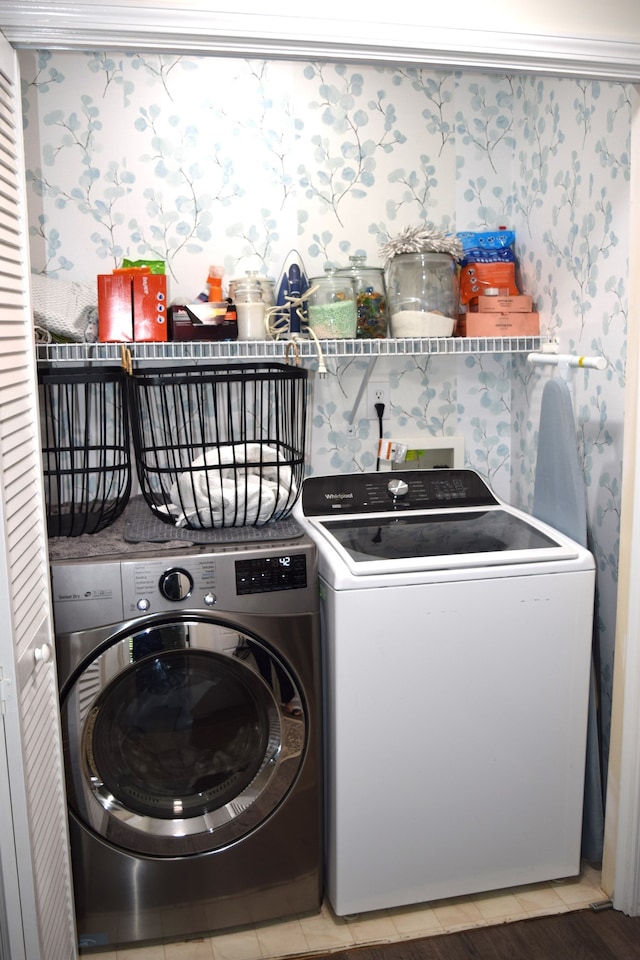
[387,478,409,499]
[159,568,193,602]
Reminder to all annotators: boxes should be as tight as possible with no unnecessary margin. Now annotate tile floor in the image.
[96,863,607,960]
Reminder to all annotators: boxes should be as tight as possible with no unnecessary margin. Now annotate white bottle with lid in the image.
[233,271,269,340]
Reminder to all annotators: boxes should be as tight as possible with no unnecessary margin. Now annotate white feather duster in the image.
[379,225,463,265]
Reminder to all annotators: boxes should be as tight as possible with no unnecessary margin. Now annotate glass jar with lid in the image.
[228,271,268,340]
[336,255,387,339]
[385,252,459,337]
[229,271,265,303]
[307,268,357,339]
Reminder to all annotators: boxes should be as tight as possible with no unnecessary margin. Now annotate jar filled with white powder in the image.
[386,252,459,337]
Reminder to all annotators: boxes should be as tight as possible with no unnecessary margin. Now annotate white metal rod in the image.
[527,352,607,370]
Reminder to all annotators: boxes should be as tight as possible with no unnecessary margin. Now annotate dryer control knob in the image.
[203,592,217,607]
[387,478,409,499]
[137,598,151,612]
[159,568,193,602]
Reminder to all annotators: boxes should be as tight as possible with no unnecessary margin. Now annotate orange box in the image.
[132,273,167,342]
[470,295,533,313]
[97,273,133,342]
[457,312,540,337]
[97,272,167,342]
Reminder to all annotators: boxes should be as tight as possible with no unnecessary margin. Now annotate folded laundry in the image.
[167,442,296,528]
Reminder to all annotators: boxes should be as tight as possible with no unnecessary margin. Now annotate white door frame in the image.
[601,92,640,916]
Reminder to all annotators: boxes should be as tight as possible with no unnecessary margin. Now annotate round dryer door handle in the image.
[34,643,52,664]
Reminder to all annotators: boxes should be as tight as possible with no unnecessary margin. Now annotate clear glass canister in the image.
[385,252,459,337]
[228,271,275,307]
[229,271,263,303]
[307,268,357,339]
[229,272,267,340]
[336,255,387,338]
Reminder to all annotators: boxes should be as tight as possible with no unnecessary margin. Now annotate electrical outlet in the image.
[366,380,387,418]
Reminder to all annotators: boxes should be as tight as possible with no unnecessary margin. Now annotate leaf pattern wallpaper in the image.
[19,50,634,772]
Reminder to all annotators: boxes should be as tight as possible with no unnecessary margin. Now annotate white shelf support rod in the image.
[347,358,379,426]
[527,352,607,370]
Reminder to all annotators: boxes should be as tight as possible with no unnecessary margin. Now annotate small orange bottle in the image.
[207,265,223,301]
[196,264,223,302]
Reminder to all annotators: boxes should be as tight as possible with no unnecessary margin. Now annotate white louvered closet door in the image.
[0,30,76,960]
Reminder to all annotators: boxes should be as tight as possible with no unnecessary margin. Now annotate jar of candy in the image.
[337,255,387,338]
[385,252,458,337]
[307,268,357,339]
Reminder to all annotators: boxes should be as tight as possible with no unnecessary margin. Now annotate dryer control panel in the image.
[121,549,311,619]
[51,536,318,633]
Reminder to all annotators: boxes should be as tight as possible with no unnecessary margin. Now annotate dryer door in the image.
[60,616,306,856]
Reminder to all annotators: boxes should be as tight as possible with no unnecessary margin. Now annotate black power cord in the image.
[375,401,385,471]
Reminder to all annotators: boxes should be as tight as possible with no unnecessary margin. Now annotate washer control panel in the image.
[301,468,499,516]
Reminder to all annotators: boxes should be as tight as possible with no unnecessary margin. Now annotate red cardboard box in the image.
[97,272,167,342]
[97,273,133,342]
[457,312,540,337]
[132,273,167,342]
[470,295,533,313]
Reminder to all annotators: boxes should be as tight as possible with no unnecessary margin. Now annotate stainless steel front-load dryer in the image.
[51,530,322,951]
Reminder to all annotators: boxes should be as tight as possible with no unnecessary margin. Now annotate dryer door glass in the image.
[61,618,307,856]
[88,648,270,819]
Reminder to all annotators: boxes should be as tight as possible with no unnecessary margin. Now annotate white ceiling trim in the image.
[1,2,640,80]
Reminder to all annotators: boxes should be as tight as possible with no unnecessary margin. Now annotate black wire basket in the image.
[126,362,308,529]
[38,367,132,537]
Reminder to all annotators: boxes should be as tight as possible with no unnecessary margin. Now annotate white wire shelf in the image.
[36,335,543,364]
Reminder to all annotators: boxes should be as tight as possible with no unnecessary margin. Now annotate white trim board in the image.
[1,3,640,80]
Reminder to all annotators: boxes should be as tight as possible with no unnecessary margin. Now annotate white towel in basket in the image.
[168,442,295,528]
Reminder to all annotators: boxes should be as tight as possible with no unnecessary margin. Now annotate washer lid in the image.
[308,505,578,577]
[297,470,587,580]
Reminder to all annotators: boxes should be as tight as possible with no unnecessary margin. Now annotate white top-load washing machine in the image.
[295,469,595,917]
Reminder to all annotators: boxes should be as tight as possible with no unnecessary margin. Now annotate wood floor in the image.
[306,907,640,960]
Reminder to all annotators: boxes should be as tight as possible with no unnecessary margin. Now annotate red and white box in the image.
[97,273,133,342]
[97,272,167,342]
[132,273,167,342]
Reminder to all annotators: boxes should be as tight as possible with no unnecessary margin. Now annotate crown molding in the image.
[1,2,640,80]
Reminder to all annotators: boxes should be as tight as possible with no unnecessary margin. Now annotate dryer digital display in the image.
[235,553,307,594]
